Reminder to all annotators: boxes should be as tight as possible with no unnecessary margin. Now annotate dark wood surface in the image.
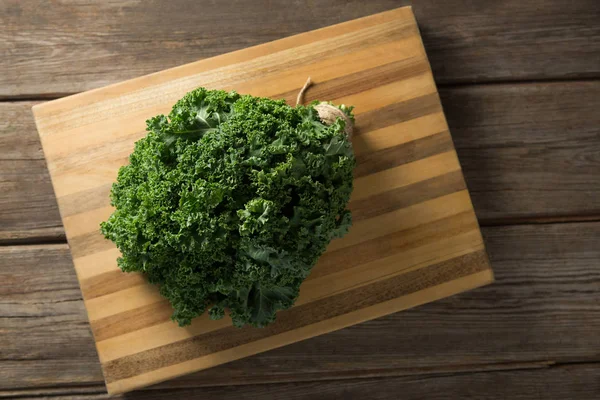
[10,365,600,400]
[1,0,599,398]
[2,0,599,97]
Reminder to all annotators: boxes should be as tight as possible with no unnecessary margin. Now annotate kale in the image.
[100,88,355,328]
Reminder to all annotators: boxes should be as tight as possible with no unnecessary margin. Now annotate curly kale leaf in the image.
[100,87,355,328]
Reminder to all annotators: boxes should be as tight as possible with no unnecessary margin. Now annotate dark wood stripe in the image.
[355,92,442,135]
[59,184,112,218]
[103,249,489,383]
[68,230,113,259]
[350,170,467,222]
[275,56,429,105]
[91,299,172,342]
[81,270,147,301]
[311,210,477,281]
[354,130,453,178]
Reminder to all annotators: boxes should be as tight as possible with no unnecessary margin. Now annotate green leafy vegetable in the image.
[100,88,355,328]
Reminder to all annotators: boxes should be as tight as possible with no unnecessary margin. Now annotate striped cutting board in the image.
[32,6,493,394]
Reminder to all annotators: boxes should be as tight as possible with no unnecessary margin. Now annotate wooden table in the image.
[1,1,599,398]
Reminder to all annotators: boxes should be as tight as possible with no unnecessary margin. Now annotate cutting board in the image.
[32,6,493,394]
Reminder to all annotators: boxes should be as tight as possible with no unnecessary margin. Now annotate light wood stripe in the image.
[59,183,113,218]
[353,111,448,156]
[86,283,162,322]
[97,310,232,363]
[312,210,477,281]
[354,92,442,135]
[350,170,466,222]
[354,130,453,178]
[334,190,472,251]
[333,73,436,115]
[69,229,113,259]
[81,270,147,301]
[73,247,121,280]
[300,231,483,307]
[31,6,493,393]
[92,299,173,343]
[63,205,113,239]
[235,41,425,102]
[352,151,461,202]
[49,134,139,178]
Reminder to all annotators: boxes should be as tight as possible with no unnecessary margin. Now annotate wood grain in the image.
[0,245,103,389]
[30,7,492,393]
[11,364,599,400]
[444,81,600,222]
[2,0,599,97]
[0,102,63,242]
[2,222,599,392]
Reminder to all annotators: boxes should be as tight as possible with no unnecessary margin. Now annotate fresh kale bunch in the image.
[101,88,355,328]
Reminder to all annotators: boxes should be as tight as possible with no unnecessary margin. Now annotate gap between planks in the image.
[0,233,67,247]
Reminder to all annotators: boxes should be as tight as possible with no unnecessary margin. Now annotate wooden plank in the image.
[31,7,492,393]
[2,222,598,391]
[0,102,63,242]
[0,245,103,389]
[3,81,599,241]
[417,0,600,84]
[1,0,599,97]
[5,364,600,399]
[444,81,600,222]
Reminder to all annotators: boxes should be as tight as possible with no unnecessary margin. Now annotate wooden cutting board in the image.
[32,6,493,394]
